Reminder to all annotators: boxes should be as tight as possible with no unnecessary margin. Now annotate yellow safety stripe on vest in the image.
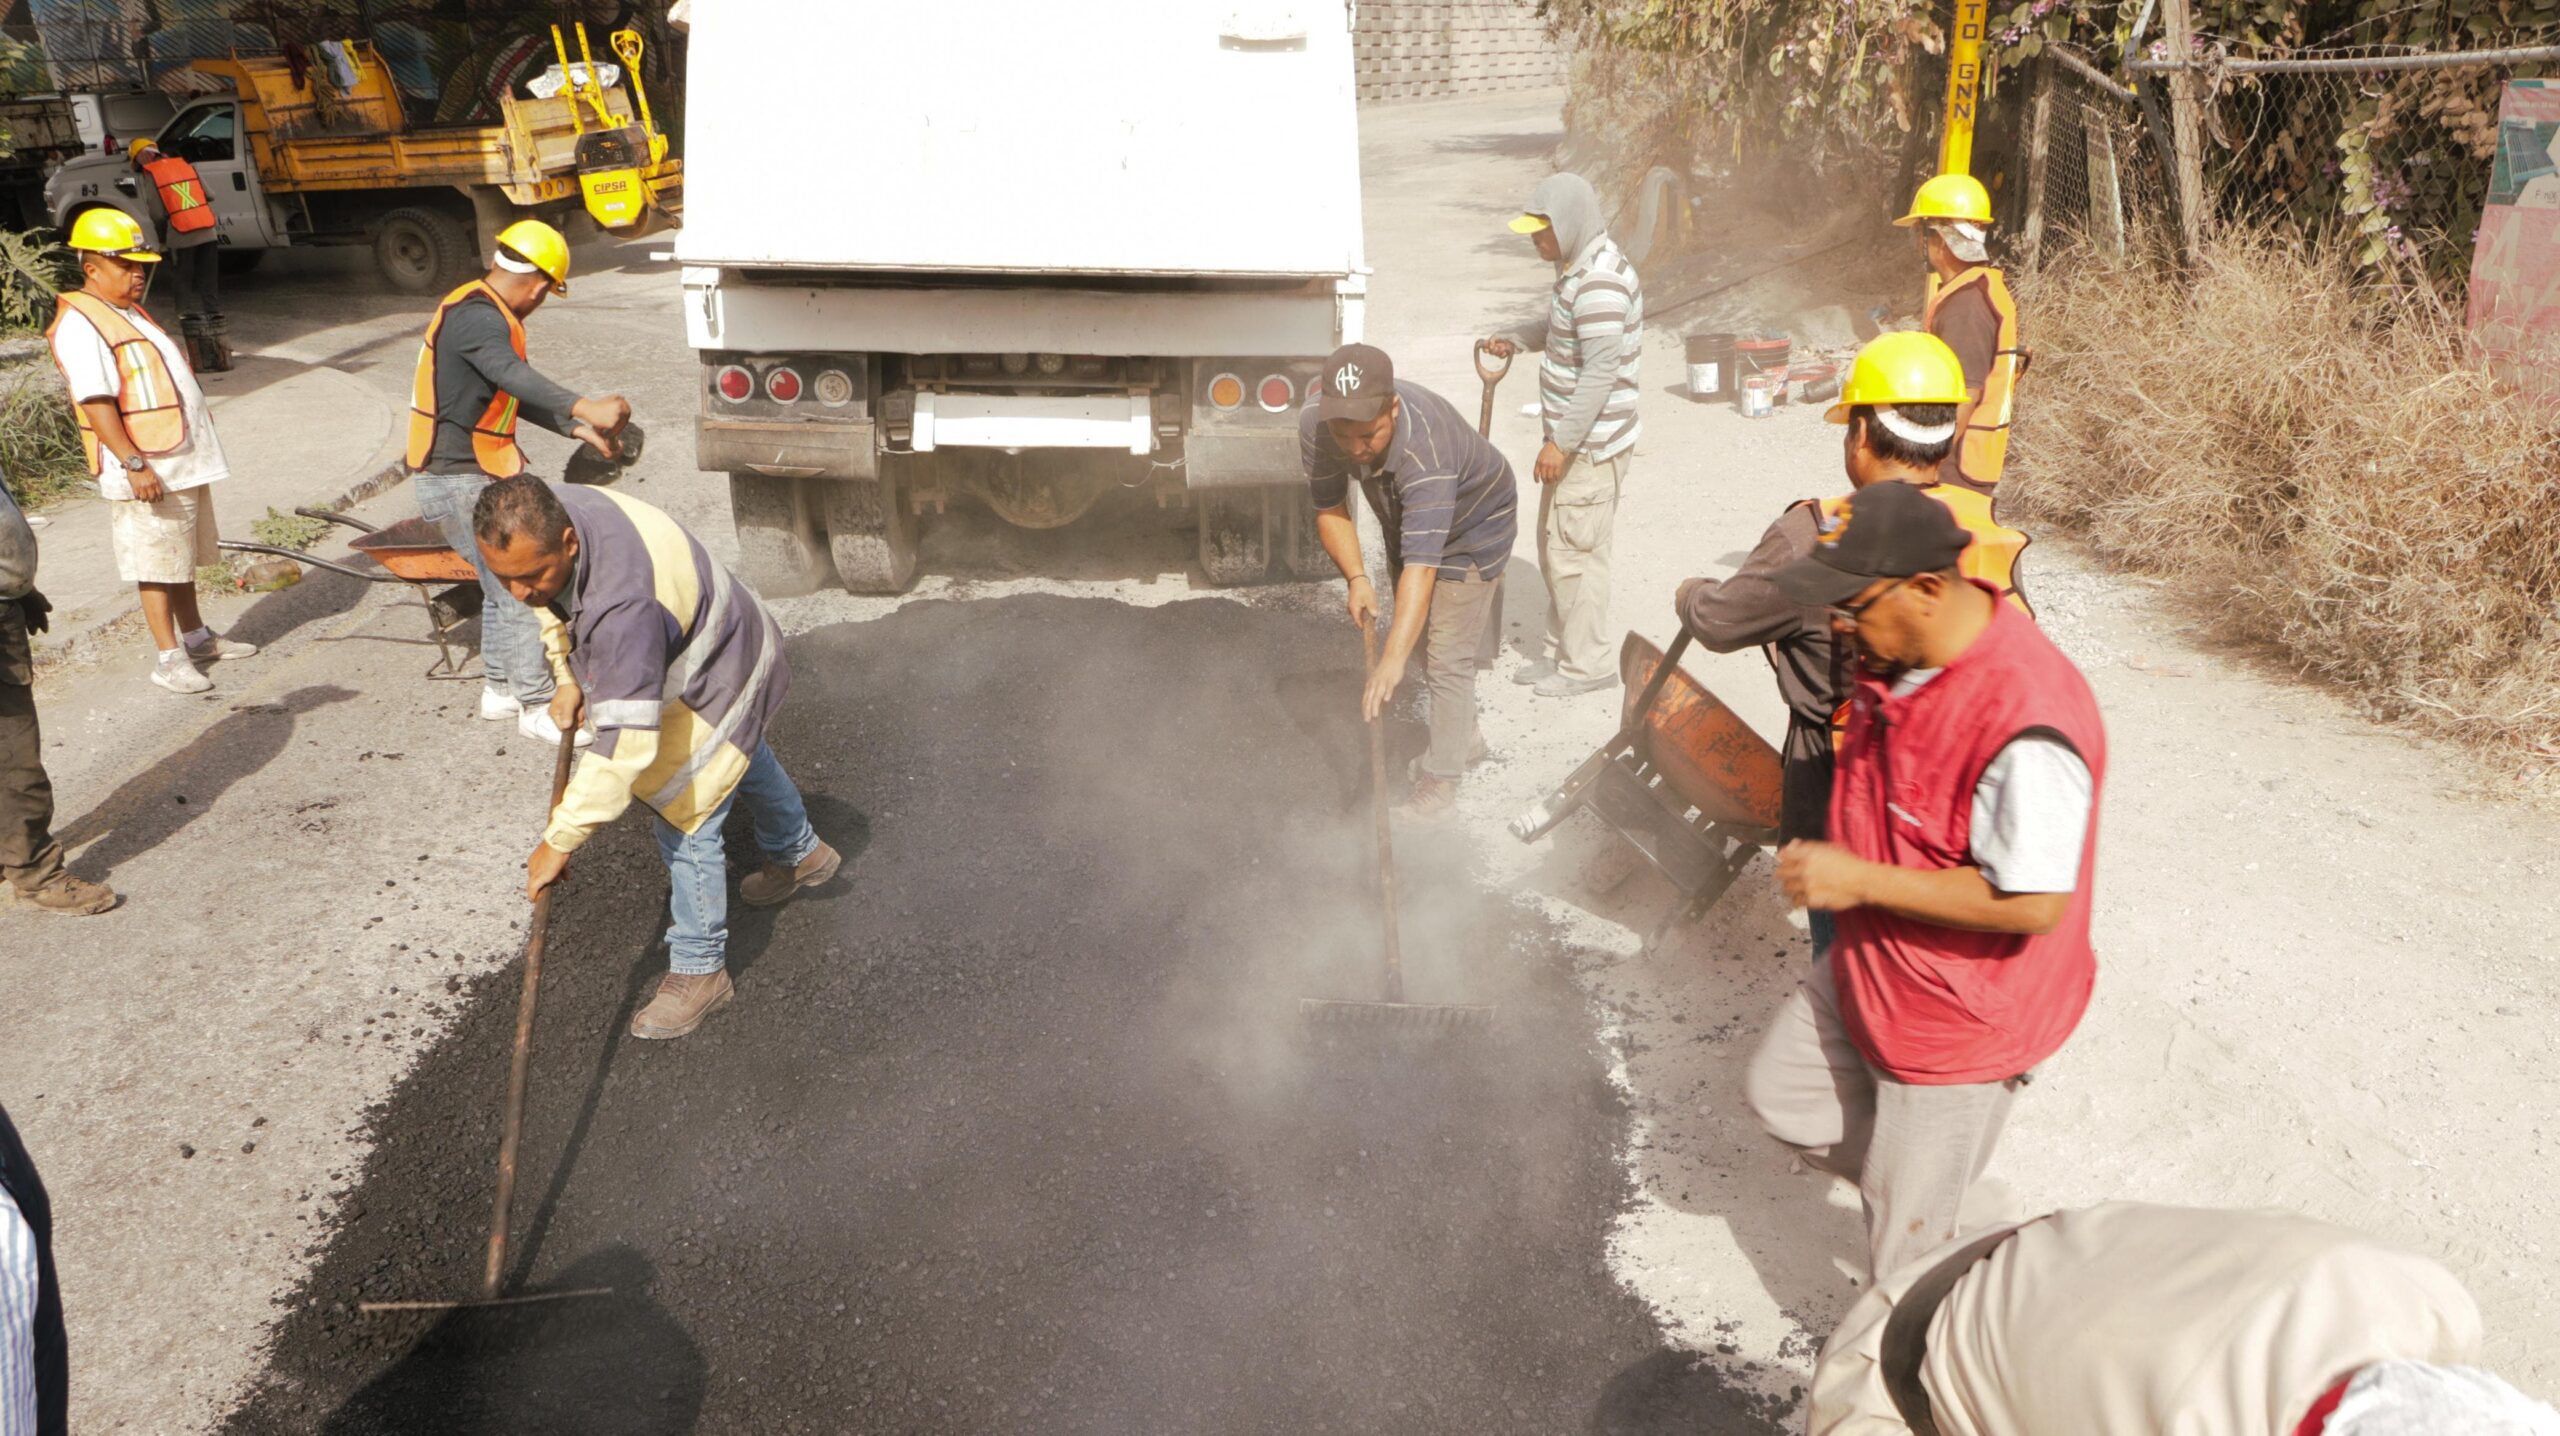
[406,278,529,477]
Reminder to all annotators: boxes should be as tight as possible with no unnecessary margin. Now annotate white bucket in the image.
[1686,360,1722,398]
[1738,373,1778,419]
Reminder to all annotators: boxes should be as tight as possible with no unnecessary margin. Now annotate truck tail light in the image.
[714,365,753,402]
[766,366,803,403]
[814,369,855,406]
[1207,373,1244,411]
[1257,375,1295,413]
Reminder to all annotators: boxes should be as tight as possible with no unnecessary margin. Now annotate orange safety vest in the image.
[46,291,189,478]
[406,279,527,477]
[141,156,216,234]
[1925,265,2027,489]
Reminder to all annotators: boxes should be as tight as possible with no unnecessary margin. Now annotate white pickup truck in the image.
[677,0,1367,592]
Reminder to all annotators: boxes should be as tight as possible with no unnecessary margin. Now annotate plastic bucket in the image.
[1738,372,1779,419]
[1736,335,1793,391]
[1684,331,1737,402]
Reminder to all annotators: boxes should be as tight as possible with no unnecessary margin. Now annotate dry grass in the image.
[2007,231,2560,787]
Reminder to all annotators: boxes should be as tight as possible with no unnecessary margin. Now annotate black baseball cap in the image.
[1314,343,1395,423]
[1773,481,1972,607]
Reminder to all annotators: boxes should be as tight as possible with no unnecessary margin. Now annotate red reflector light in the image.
[766,366,803,403]
[715,365,752,402]
[1257,375,1295,413]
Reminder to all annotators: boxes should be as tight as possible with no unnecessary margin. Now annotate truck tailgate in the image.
[675,0,1364,277]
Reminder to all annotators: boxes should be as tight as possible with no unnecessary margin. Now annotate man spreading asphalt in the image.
[1811,1202,2560,1436]
[46,207,258,697]
[1899,174,2025,497]
[475,476,840,1041]
[1301,342,1519,824]
[126,137,227,372]
[1484,171,1643,698]
[1747,480,2103,1281]
[407,218,632,750]
[0,477,115,916]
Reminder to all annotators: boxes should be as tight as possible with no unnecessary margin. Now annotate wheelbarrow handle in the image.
[295,506,380,535]
[216,540,403,584]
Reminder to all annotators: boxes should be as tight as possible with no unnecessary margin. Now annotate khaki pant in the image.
[1415,566,1498,780]
[1745,956,2023,1280]
[1536,449,1629,683]
[0,603,62,895]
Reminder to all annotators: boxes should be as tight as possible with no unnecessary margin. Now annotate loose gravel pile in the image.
[219,595,1787,1434]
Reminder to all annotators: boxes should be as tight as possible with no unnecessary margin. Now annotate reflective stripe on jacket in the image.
[1925,266,2025,489]
[406,280,526,477]
[47,291,188,476]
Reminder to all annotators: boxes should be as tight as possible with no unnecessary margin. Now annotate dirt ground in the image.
[2,88,2553,1433]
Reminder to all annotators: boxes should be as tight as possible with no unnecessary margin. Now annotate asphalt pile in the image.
[218,594,1788,1434]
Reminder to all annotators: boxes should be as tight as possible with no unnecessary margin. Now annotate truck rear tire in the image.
[727,472,829,597]
[821,473,919,594]
[374,207,472,295]
[1195,488,1274,586]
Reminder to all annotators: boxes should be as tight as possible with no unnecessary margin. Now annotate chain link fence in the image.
[2008,53,2177,265]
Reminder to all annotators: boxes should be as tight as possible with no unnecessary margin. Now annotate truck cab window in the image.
[168,106,236,164]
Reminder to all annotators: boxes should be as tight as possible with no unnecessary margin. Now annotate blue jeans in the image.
[413,471,552,704]
[654,741,819,975]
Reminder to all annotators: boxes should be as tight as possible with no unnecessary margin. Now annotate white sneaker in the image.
[478,686,524,721]
[184,631,258,662]
[518,707,594,750]
[151,653,212,694]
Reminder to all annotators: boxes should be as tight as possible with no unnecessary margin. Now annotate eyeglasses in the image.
[1827,574,1914,625]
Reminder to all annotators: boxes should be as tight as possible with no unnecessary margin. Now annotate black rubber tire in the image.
[372,206,472,295]
[216,248,265,277]
[727,472,829,597]
[821,470,920,594]
[1195,487,1274,586]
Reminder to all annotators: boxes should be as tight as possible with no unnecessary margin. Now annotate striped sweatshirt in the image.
[1540,231,1644,461]
[538,485,791,852]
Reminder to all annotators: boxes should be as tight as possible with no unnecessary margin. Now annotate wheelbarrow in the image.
[218,507,485,681]
[1511,629,1783,940]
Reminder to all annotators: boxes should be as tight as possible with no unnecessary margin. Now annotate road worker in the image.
[406,218,632,749]
[127,137,227,371]
[1483,171,1643,699]
[1674,333,2031,949]
[1301,342,1519,823]
[1751,479,2102,1281]
[1811,1201,2560,1436]
[45,207,258,697]
[1898,174,2024,496]
[475,475,842,1041]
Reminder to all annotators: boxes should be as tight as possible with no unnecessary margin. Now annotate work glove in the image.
[16,590,47,634]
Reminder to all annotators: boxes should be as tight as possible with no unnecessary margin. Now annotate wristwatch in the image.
[121,453,148,473]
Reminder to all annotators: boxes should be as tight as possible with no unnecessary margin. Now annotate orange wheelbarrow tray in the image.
[1510,629,1783,925]
[217,508,485,680]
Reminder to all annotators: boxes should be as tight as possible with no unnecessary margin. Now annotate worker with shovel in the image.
[1301,342,1519,824]
[1483,171,1643,699]
[1748,479,2103,1281]
[474,476,840,1041]
[1810,1201,2558,1436]
[1900,173,2025,497]
[407,218,634,751]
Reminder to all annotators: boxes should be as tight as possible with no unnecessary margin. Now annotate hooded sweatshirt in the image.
[1523,173,1642,461]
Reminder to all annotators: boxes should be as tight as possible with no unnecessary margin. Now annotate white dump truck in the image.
[676,1,1366,592]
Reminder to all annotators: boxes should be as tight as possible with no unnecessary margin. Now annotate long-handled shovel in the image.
[1298,618,1497,1033]
[359,727,612,1313]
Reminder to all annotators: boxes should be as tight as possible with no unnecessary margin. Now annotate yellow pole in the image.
[1938,0,1989,175]
[573,23,617,128]
[548,25,586,136]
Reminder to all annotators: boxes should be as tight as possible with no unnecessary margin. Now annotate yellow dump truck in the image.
[44,36,680,293]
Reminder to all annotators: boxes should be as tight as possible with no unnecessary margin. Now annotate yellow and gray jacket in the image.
[538,485,789,852]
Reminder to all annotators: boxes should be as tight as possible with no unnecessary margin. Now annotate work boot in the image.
[178,316,208,370]
[12,874,118,915]
[740,840,842,907]
[1393,773,1459,826]
[630,968,734,1040]
[203,316,235,373]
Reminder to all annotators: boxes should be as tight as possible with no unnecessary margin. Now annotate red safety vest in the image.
[406,280,527,477]
[1827,594,2106,1084]
[141,156,216,234]
[1926,265,2026,490]
[47,291,189,477]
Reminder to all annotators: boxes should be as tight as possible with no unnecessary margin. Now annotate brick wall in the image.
[1353,1,1568,104]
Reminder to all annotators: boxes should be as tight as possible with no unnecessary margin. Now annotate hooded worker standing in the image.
[1485,171,1642,699]
[126,137,228,372]
[406,218,633,750]
[1898,174,2025,496]
[1810,1201,2560,1436]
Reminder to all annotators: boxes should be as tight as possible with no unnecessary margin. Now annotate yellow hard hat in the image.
[127,136,159,159]
[66,207,162,262]
[1825,332,1969,423]
[1895,172,1994,228]
[493,218,571,294]
[1509,212,1551,234]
